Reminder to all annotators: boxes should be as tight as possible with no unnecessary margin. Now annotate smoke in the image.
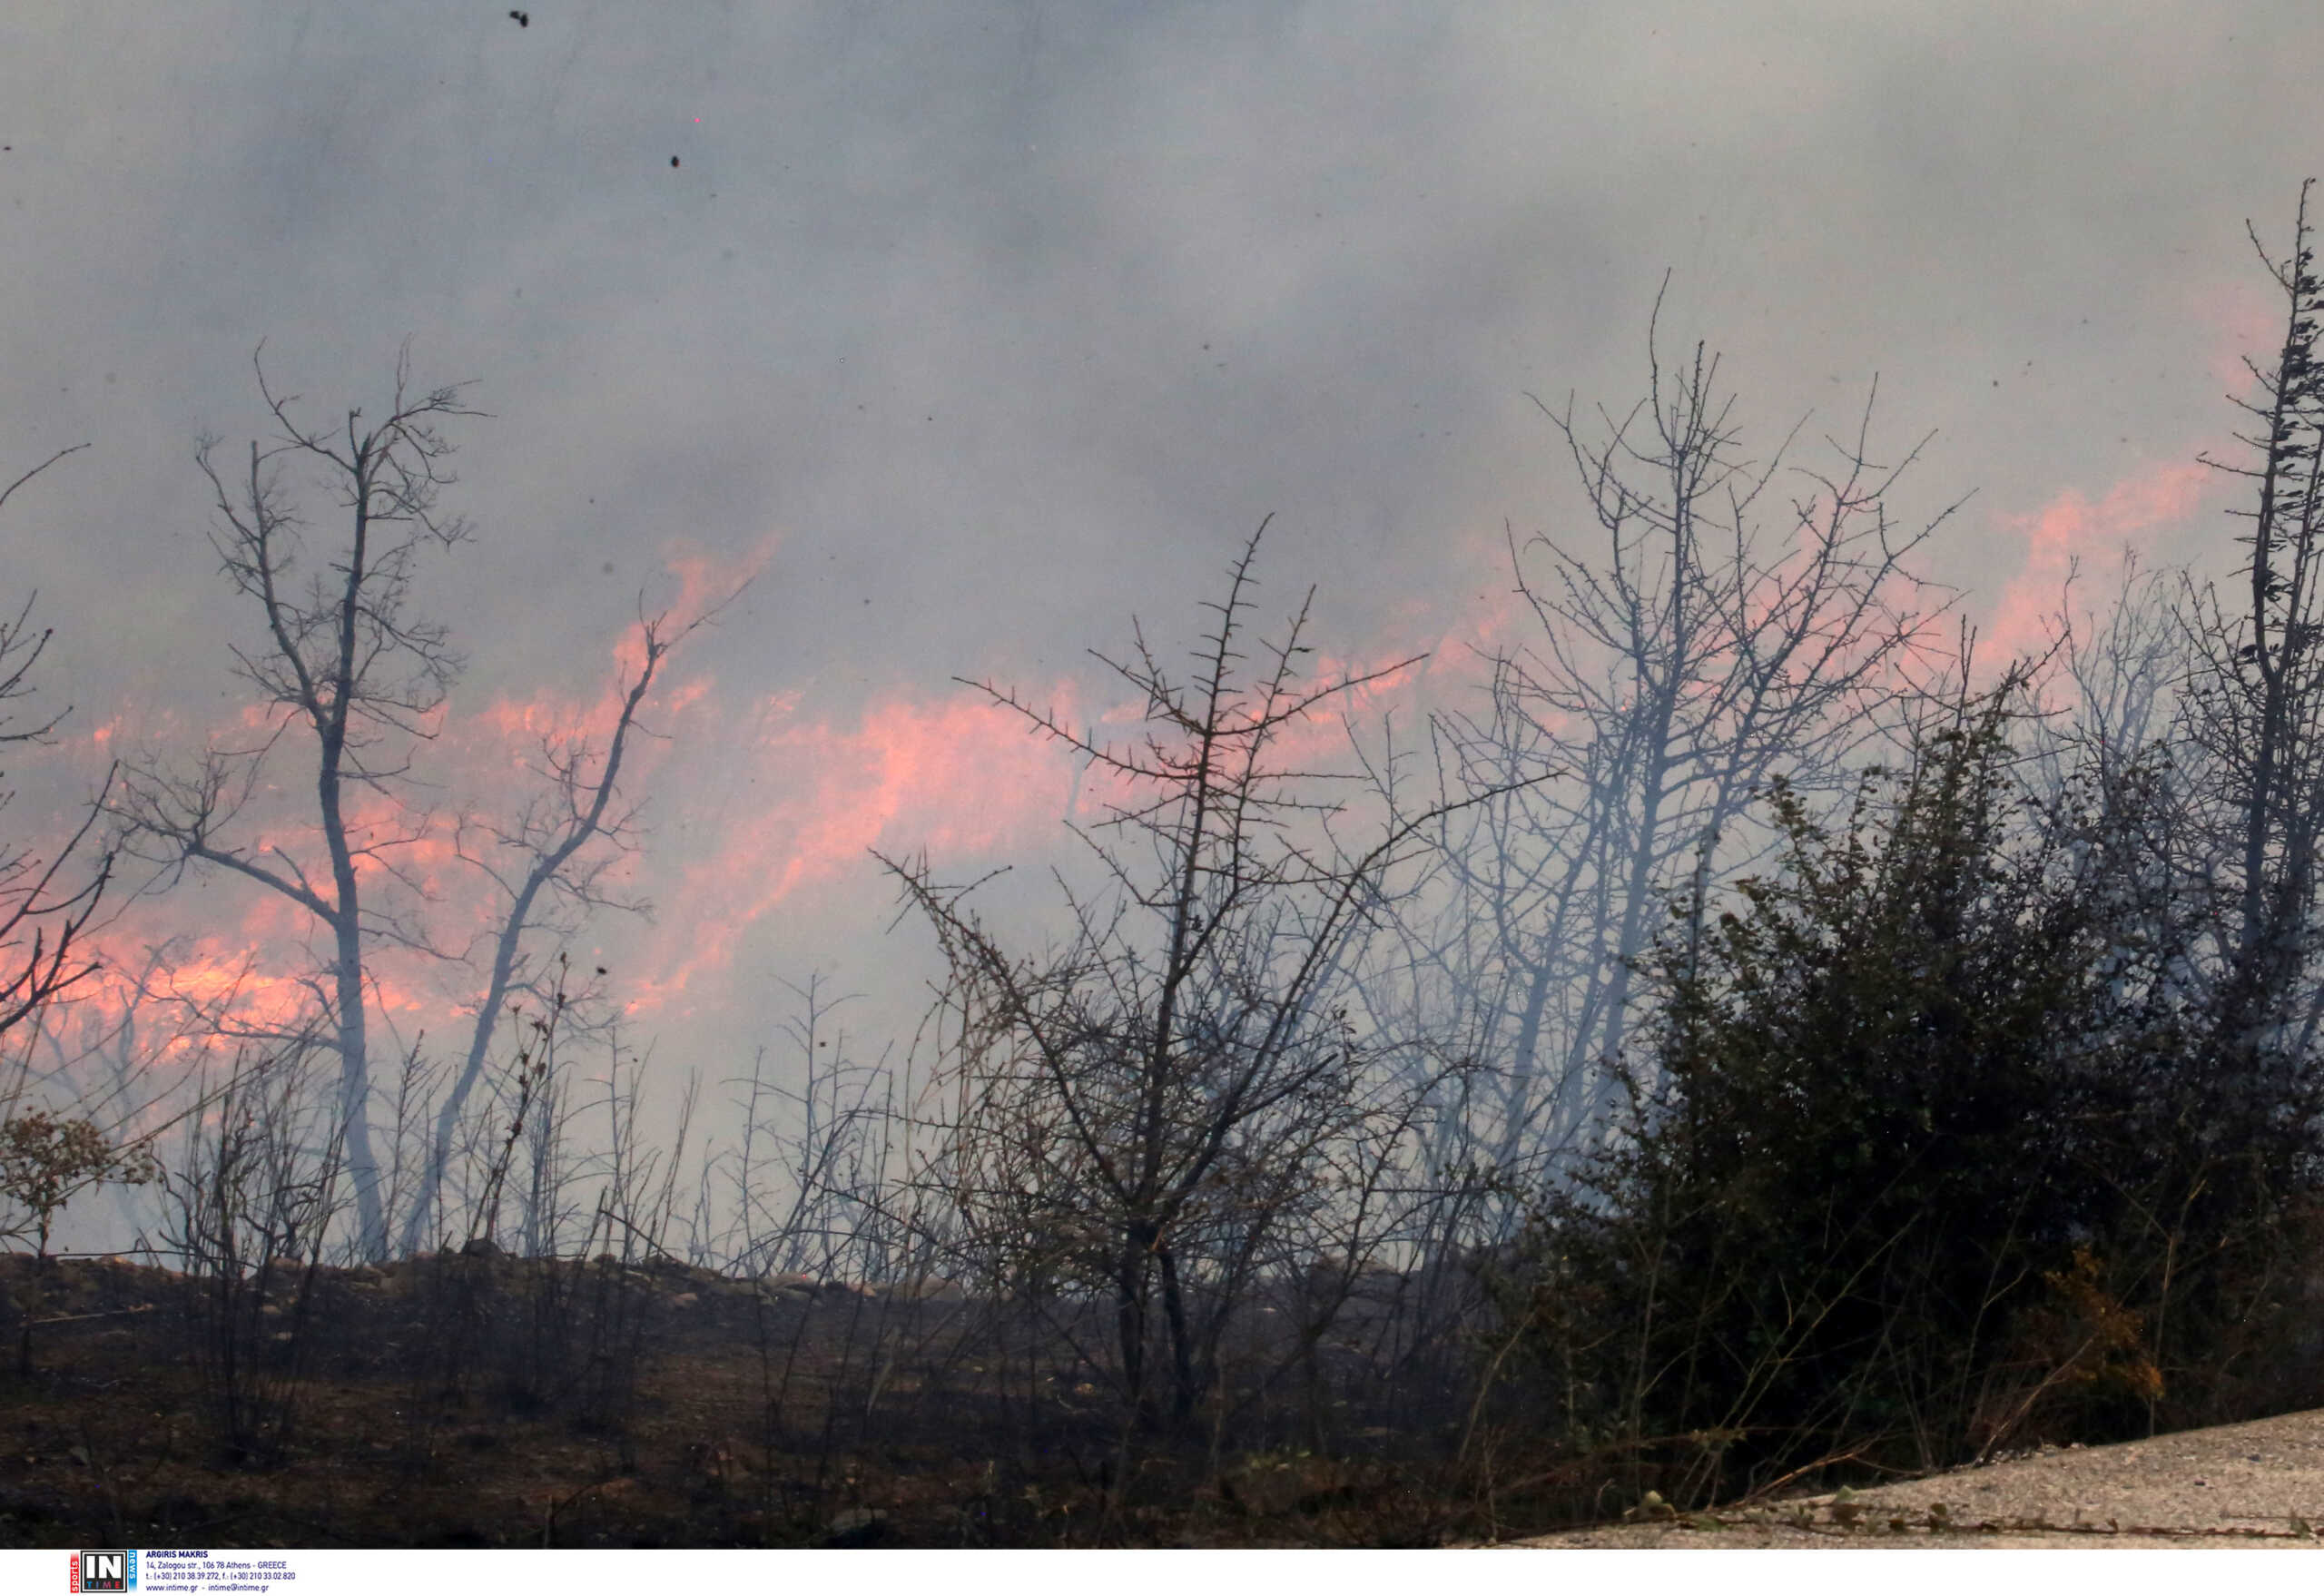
[1983,460,2213,673]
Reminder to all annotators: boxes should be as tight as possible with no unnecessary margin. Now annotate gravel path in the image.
[1507,1408,2324,1549]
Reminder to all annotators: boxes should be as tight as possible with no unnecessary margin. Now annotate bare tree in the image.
[398,606,713,1256]
[2019,552,2179,805]
[0,447,114,1052]
[1393,291,1956,1179]
[113,347,481,1259]
[719,974,896,1282]
[0,443,151,1374]
[2179,179,2324,1066]
[888,521,1506,1430]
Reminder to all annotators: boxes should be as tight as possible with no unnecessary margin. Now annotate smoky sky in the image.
[4,1,2319,1094]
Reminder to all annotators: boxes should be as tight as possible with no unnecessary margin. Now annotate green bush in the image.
[1506,690,2324,1501]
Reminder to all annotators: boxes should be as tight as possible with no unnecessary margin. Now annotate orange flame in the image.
[1984,460,2212,671]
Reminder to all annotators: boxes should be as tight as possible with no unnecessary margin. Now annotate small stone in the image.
[1623,1489,1676,1523]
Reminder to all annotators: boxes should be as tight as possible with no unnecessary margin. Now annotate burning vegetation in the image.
[7,188,2324,1547]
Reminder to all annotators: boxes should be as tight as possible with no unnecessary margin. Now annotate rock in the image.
[1623,1490,1678,1523]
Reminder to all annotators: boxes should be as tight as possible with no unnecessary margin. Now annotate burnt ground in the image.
[0,1251,1455,1549]
[23,1248,2322,1551]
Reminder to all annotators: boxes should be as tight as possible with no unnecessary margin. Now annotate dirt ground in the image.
[11,1249,2324,1549]
[0,1250,1055,1548]
[0,1250,1440,1548]
[1509,1406,2324,1548]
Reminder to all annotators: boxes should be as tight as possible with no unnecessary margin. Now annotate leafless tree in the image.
[0,446,114,1054]
[2178,179,2324,1067]
[1392,291,1957,1180]
[398,606,715,1256]
[112,346,724,1261]
[2016,552,2179,804]
[718,974,897,1282]
[113,347,481,1259]
[887,521,1508,1430]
